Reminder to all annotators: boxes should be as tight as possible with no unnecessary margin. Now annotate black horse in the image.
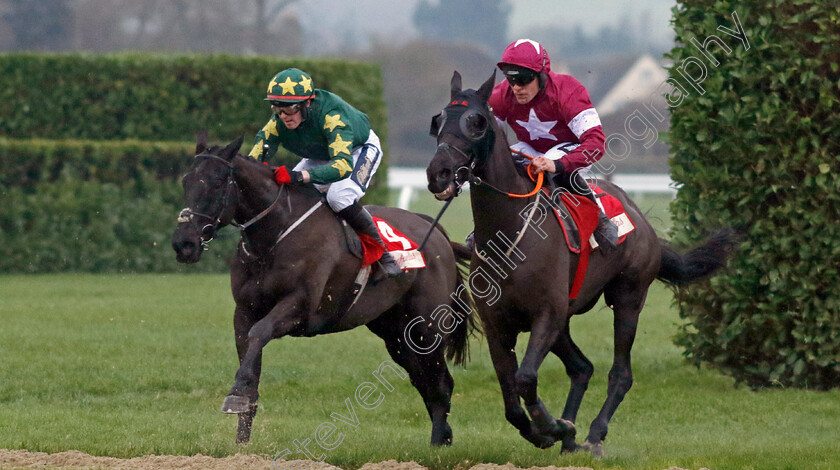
[172,133,474,446]
[426,71,736,455]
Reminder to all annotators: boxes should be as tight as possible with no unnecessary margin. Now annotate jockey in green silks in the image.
[249,68,402,279]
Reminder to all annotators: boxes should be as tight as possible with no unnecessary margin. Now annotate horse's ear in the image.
[477,70,496,103]
[450,71,462,100]
[196,129,208,154]
[221,136,244,161]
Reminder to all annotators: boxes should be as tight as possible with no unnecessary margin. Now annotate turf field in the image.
[2,272,839,470]
[2,192,838,470]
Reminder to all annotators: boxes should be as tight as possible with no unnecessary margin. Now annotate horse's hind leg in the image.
[550,320,594,452]
[584,281,648,456]
[367,307,455,446]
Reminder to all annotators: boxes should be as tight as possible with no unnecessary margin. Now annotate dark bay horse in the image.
[426,71,736,455]
[172,134,474,446]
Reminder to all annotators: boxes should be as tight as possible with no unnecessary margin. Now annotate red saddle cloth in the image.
[358,217,425,269]
[543,185,635,299]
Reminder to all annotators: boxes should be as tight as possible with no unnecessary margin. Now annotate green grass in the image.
[2,274,839,470]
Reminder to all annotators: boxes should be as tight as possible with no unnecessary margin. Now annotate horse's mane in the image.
[485,113,534,183]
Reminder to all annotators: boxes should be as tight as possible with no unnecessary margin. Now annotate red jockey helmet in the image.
[497,39,551,73]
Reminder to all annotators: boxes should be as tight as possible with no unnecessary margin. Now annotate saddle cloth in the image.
[542,186,635,299]
[342,217,426,270]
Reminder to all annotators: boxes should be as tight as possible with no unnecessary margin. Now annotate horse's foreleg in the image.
[486,330,555,449]
[551,322,593,452]
[227,308,260,444]
[584,293,644,457]
[516,310,574,442]
[223,296,303,416]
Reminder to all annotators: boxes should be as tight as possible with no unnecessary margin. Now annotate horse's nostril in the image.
[173,238,196,254]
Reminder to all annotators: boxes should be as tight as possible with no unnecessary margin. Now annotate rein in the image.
[433,101,547,259]
[463,148,544,199]
[178,153,285,250]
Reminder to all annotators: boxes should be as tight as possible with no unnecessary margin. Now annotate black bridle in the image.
[433,102,532,198]
[418,101,495,251]
[177,153,281,250]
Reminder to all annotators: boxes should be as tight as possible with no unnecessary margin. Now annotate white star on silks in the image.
[516,108,558,141]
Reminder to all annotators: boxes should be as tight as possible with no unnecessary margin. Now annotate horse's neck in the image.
[471,130,538,232]
[483,128,534,195]
[232,157,329,244]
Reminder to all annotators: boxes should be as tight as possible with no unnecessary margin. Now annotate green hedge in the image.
[0,136,383,273]
[0,53,388,144]
[0,54,391,273]
[667,2,840,388]
[0,53,388,203]
[0,139,236,272]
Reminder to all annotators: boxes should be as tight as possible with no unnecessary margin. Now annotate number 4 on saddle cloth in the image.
[340,216,426,298]
[342,216,426,270]
[542,186,635,299]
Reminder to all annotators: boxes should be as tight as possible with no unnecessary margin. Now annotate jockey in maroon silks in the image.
[488,38,619,250]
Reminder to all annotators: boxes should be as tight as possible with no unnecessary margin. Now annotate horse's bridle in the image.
[177,153,281,250]
[435,141,477,196]
[436,107,543,199]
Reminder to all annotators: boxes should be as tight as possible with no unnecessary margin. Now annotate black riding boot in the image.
[338,202,403,279]
[554,171,618,250]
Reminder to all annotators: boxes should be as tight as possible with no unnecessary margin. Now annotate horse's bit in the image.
[177,153,282,250]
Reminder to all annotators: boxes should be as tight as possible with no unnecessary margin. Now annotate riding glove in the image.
[274,166,304,185]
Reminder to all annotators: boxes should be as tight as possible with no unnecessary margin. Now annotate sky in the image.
[294,0,677,54]
[509,0,676,42]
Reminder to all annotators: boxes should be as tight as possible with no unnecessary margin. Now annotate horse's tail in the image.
[446,240,479,366]
[657,228,739,286]
[414,213,478,365]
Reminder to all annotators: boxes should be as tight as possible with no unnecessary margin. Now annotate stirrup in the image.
[465,230,475,251]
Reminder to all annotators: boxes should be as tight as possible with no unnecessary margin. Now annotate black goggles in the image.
[270,101,304,115]
[506,73,537,87]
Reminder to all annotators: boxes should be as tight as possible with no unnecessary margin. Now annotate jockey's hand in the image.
[529,156,556,174]
[274,166,306,185]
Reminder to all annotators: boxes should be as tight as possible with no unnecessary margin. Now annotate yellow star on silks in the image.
[323,114,345,132]
[299,75,313,92]
[329,134,353,156]
[279,77,298,94]
[249,139,265,158]
[262,121,279,138]
[331,159,352,178]
[267,77,280,93]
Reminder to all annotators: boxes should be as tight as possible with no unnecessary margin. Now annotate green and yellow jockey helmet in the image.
[265,68,316,103]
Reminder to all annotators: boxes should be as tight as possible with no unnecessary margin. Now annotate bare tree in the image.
[1,0,73,51]
[3,0,303,55]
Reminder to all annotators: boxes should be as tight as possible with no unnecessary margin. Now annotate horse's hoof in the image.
[561,440,580,453]
[522,431,556,449]
[544,418,576,442]
[221,395,251,414]
[580,440,605,458]
[431,436,453,447]
[430,425,453,447]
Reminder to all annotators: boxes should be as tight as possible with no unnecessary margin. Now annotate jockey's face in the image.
[272,100,307,130]
[511,78,539,105]
[280,110,303,130]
